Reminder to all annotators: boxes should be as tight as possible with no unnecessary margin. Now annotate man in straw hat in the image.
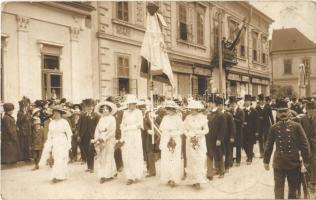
[120,94,145,185]
[264,99,310,199]
[77,98,100,173]
[1,103,20,164]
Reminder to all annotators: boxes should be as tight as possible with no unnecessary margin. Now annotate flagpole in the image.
[149,63,155,145]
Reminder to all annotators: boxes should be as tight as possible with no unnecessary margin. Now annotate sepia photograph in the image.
[1,0,316,199]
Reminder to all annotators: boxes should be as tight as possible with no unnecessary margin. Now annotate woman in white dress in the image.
[93,101,117,184]
[120,94,144,185]
[159,100,184,187]
[39,106,72,183]
[184,100,208,189]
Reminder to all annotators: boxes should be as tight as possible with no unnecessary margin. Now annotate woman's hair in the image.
[99,105,112,113]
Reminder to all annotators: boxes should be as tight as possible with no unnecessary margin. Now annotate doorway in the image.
[198,76,207,96]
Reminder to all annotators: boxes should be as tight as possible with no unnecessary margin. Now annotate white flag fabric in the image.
[140,13,175,88]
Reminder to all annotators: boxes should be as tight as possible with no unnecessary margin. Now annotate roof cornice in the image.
[40,2,95,16]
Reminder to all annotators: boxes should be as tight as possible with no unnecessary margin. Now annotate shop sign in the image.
[241,76,250,82]
[194,67,212,76]
[252,78,261,84]
[227,73,241,81]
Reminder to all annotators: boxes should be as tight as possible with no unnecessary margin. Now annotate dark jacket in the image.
[264,120,311,170]
[206,109,227,154]
[1,113,20,163]
[114,110,124,140]
[256,104,274,136]
[232,107,245,147]
[300,115,316,165]
[243,107,259,145]
[224,111,236,141]
[77,112,100,140]
[16,110,32,137]
[31,128,45,150]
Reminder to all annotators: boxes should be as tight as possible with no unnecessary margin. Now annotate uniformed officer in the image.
[264,99,311,199]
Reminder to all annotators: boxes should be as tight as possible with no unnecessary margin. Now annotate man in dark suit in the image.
[299,102,316,197]
[264,99,310,199]
[228,96,244,166]
[256,94,275,158]
[224,101,236,173]
[206,96,227,179]
[243,94,259,165]
[77,99,100,173]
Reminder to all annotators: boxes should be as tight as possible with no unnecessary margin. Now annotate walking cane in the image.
[300,152,311,199]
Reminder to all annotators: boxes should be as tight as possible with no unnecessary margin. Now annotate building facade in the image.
[271,28,316,97]
[92,1,273,100]
[1,1,273,104]
[1,2,95,104]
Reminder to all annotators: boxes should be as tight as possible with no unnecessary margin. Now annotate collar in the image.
[245,106,251,111]
[234,106,238,113]
[212,107,218,112]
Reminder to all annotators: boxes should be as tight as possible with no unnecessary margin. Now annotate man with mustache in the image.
[264,98,311,199]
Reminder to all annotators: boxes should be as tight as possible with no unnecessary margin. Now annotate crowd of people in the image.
[1,93,316,199]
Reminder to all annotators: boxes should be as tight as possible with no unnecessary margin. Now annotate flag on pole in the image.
[228,17,247,51]
[140,11,175,88]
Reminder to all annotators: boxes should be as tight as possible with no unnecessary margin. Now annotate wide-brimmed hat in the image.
[95,101,117,115]
[163,100,179,109]
[125,94,138,104]
[187,100,204,110]
[52,105,67,114]
[3,103,14,112]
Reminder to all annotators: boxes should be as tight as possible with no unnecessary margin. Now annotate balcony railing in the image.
[211,40,238,68]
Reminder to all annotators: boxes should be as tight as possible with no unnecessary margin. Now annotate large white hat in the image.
[187,100,204,110]
[125,94,138,104]
[163,100,179,109]
[95,101,117,115]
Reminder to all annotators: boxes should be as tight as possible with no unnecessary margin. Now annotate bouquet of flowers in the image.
[190,136,200,150]
[114,140,125,150]
[167,137,176,153]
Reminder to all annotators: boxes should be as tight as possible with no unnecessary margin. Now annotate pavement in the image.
[1,146,275,199]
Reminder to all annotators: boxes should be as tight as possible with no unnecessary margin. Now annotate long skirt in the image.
[96,142,116,179]
[122,130,144,180]
[160,135,183,184]
[185,136,207,184]
[39,134,69,180]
